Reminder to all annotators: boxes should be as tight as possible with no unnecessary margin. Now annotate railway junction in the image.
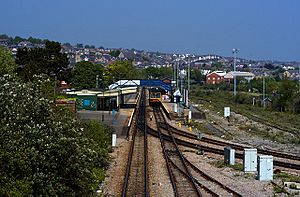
[93,87,300,196]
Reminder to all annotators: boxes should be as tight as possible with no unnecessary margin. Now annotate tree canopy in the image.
[0,47,17,76]
[191,68,205,83]
[16,41,70,81]
[144,66,173,79]
[72,61,104,89]
[105,60,138,84]
[0,75,111,195]
[109,50,121,58]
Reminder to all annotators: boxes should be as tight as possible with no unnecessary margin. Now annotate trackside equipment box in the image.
[224,146,235,165]
[257,155,273,181]
[243,148,257,172]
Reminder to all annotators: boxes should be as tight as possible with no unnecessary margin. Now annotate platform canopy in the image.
[109,79,172,92]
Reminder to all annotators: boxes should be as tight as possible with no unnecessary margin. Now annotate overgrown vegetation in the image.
[190,85,300,144]
[274,172,300,183]
[16,41,70,82]
[209,160,243,171]
[0,48,113,195]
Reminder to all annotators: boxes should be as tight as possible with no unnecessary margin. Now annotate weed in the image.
[210,160,243,171]
[273,184,286,193]
[274,172,300,183]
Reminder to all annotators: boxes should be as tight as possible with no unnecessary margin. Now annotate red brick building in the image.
[206,71,226,84]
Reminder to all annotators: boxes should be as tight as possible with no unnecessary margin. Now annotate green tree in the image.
[27,36,44,44]
[16,41,70,81]
[191,68,205,83]
[0,75,111,196]
[76,43,83,48]
[13,36,25,44]
[211,61,223,71]
[0,47,18,76]
[72,61,104,89]
[105,60,137,84]
[273,79,298,112]
[264,63,275,70]
[109,50,121,58]
[63,42,71,47]
[0,34,9,39]
[144,66,173,79]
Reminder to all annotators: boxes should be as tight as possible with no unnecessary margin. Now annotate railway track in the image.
[122,89,149,197]
[165,123,300,162]
[153,107,242,196]
[153,107,201,197]
[147,125,300,171]
[185,158,242,197]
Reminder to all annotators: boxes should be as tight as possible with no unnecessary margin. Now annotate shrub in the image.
[0,75,111,196]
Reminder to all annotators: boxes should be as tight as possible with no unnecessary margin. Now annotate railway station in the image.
[64,79,300,196]
[99,87,300,196]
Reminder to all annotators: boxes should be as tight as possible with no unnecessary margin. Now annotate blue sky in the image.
[1,0,299,61]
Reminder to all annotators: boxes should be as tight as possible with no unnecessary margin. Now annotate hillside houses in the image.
[1,34,300,79]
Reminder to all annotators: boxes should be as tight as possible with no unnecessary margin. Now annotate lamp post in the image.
[102,73,105,122]
[188,57,190,92]
[187,57,191,108]
[263,73,266,108]
[96,75,99,89]
[299,64,300,92]
[233,48,239,96]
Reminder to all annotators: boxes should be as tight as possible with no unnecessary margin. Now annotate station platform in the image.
[77,109,134,137]
[161,101,205,120]
[161,102,186,120]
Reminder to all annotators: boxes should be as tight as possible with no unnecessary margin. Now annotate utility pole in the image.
[188,57,190,91]
[173,63,176,89]
[263,73,266,108]
[233,48,239,96]
[176,62,179,89]
[102,73,105,122]
[187,57,190,108]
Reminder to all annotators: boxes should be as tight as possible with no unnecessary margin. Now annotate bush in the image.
[0,75,111,196]
[234,93,252,104]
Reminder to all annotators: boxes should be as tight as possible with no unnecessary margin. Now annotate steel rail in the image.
[169,159,217,197]
[166,122,300,162]
[154,107,202,196]
[184,157,242,197]
[122,89,149,197]
[147,126,300,170]
[153,107,179,197]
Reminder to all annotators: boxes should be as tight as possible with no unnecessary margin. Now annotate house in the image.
[206,71,226,84]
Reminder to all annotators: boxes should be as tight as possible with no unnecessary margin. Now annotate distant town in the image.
[1,34,299,83]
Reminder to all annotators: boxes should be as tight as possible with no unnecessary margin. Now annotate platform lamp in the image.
[233,48,239,96]
[101,73,105,122]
